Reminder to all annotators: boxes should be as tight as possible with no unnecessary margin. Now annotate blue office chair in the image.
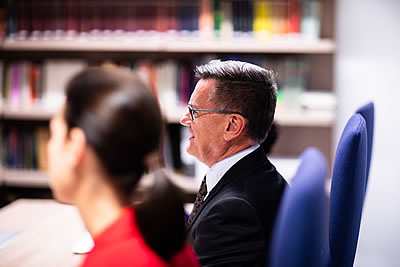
[356,102,374,188]
[269,147,328,267]
[323,113,368,267]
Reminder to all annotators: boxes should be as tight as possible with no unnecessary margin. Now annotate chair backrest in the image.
[356,102,374,188]
[269,147,328,267]
[323,113,368,267]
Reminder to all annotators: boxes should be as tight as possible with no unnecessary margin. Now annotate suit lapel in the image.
[186,147,268,231]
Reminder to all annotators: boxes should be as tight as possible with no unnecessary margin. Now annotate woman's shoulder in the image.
[169,245,201,267]
[82,237,168,267]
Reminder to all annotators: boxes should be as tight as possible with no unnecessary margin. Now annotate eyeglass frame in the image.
[187,104,247,121]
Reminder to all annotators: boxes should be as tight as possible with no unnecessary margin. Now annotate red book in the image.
[156,2,168,32]
[66,0,80,33]
[288,0,300,34]
[199,0,213,37]
[168,0,179,31]
[0,3,6,39]
[29,63,40,102]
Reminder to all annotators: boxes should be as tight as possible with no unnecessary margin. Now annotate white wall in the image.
[335,0,400,266]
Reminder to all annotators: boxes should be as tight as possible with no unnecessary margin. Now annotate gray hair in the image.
[195,60,277,143]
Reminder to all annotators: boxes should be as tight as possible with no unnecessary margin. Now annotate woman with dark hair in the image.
[47,66,199,267]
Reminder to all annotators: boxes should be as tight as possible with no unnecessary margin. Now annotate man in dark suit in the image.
[180,60,287,267]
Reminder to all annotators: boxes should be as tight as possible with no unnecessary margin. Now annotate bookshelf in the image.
[2,38,335,54]
[0,0,336,191]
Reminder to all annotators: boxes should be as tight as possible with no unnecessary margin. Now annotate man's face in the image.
[180,79,226,167]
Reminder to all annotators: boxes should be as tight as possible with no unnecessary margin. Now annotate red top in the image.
[81,207,200,267]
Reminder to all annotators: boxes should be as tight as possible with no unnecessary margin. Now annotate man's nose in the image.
[180,111,191,126]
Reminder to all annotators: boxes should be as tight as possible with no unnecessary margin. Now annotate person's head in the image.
[180,59,278,166]
[47,66,186,261]
[47,66,162,205]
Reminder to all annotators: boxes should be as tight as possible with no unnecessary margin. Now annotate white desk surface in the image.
[0,199,86,267]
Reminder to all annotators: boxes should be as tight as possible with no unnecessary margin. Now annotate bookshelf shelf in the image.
[2,169,49,187]
[1,106,335,127]
[2,106,55,120]
[275,109,335,127]
[1,38,335,54]
[166,38,335,54]
[0,168,198,197]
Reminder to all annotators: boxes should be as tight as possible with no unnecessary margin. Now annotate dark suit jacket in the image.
[187,147,287,267]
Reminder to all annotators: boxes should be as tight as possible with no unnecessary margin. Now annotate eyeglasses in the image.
[187,104,246,121]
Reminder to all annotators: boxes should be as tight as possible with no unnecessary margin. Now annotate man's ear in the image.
[66,127,87,169]
[224,114,246,142]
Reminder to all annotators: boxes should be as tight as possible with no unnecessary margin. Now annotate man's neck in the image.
[209,139,256,167]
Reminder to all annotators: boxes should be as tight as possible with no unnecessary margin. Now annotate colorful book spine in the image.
[253,0,272,38]
[301,0,321,39]
[199,0,214,38]
[0,2,5,39]
[288,0,301,34]
[65,0,80,35]
[10,63,21,106]
[2,126,49,170]
[220,0,233,39]
[213,0,222,34]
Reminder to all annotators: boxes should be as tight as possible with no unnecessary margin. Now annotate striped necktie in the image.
[187,176,207,225]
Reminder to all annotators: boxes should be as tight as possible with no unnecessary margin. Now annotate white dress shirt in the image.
[204,144,260,199]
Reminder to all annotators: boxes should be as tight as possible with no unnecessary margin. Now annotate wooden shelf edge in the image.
[1,38,335,54]
[2,169,49,188]
[2,107,55,120]
[275,109,335,127]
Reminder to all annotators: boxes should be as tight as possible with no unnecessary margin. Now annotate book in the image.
[6,0,17,38]
[10,63,21,107]
[220,0,233,39]
[288,0,301,34]
[301,0,321,39]
[0,61,3,102]
[253,0,272,39]
[35,127,49,171]
[0,3,5,39]
[157,60,179,112]
[42,60,87,108]
[20,61,31,106]
[65,0,80,35]
[213,0,222,35]
[199,0,214,39]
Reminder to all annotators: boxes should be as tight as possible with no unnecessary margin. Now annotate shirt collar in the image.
[205,144,260,197]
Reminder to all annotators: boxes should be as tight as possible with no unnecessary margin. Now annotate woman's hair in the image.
[64,66,186,261]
